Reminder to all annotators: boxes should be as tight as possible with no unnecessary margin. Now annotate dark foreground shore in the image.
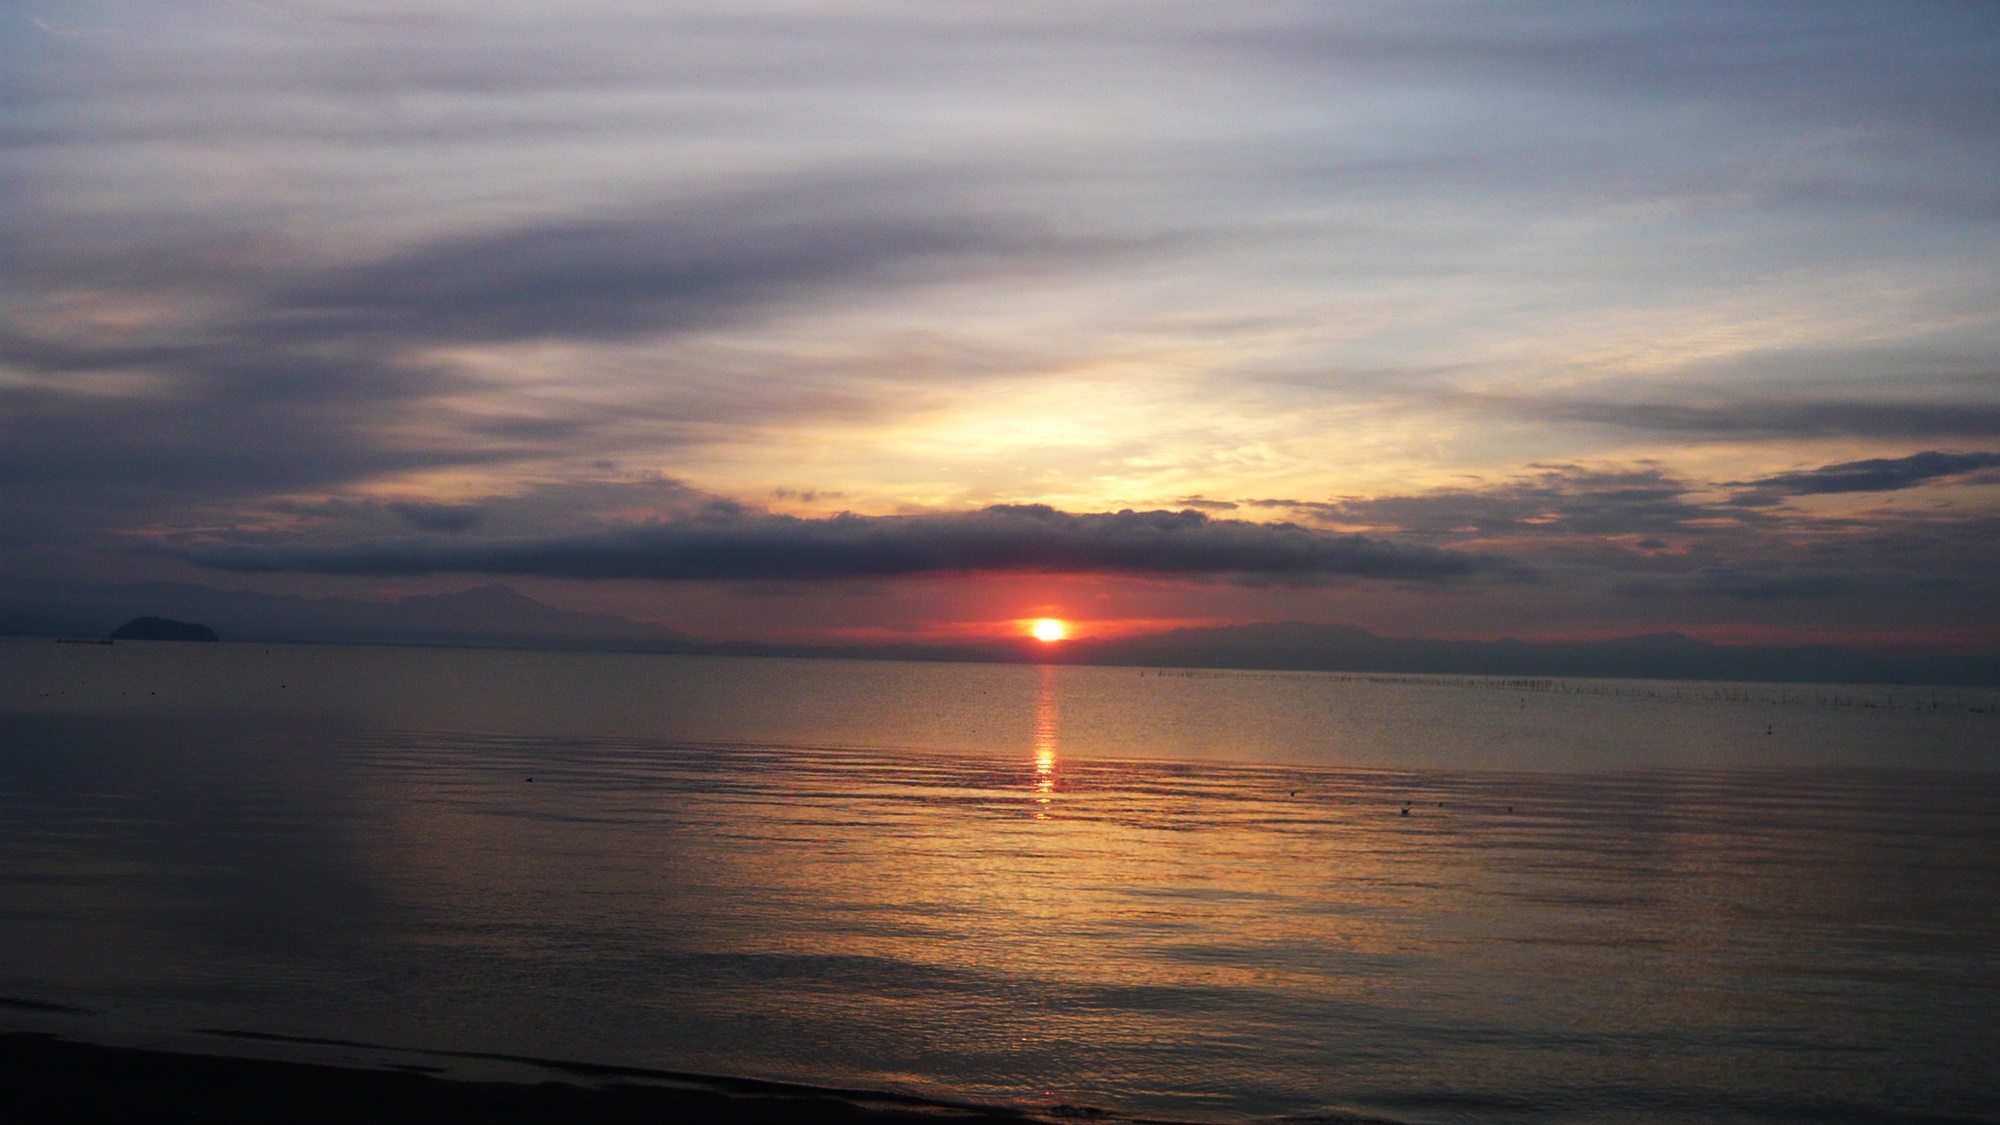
[0,1033,1059,1125]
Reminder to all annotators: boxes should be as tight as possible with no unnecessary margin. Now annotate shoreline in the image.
[0,1032,1175,1125]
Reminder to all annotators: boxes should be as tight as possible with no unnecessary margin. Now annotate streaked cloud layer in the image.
[5,1,1997,646]
[189,504,1509,582]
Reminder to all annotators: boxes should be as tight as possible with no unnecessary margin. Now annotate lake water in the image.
[2,638,1997,1123]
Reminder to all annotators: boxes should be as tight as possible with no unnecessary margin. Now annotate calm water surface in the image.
[1,639,1997,1123]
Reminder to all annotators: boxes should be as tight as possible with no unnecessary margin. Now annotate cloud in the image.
[1523,399,2000,440]
[184,504,1517,584]
[1691,572,1856,601]
[1258,466,1732,540]
[0,170,1099,556]
[1247,458,2000,622]
[266,185,1064,349]
[385,501,487,533]
[1737,451,2000,495]
[1252,2,2000,139]
[5,0,1998,643]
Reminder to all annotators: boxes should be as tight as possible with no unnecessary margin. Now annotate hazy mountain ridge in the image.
[735,622,2000,685]
[0,576,697,652]
[1056,622,2000,686]
[2,576,1994,684]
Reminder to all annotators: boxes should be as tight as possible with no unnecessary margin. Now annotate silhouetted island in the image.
[107,616,219,642]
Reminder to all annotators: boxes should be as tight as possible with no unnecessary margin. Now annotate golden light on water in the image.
[1031,618,1067,642]
[1034,666,1058,816]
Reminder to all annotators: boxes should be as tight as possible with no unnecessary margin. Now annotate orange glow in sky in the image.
[1030,618,1067,643]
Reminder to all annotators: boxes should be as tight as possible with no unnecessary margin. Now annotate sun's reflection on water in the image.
[11,648,2000,1125]
[1033,666,1058,816]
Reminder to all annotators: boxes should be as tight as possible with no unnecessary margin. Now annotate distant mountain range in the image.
[1056,622,2000,686]
[2,575,1994,685]
[0,576,697,652]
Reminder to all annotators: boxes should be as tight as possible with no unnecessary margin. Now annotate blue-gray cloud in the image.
[385,501,488,533]
[1523,399,2000,440]
[0,175,1088,555]
[1254,458,2000,610]
[3,0,1997,645]
[266,186,1062,348]
[1254,467,1731,539]
[185,504,1516,584]
[1737,451,2000,495]
[1248,2,2000,134]
[1691,573,1856,602]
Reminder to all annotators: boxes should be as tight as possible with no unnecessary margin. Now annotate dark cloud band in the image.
[185,504,1513,583]
[1739,451,2000,495]
[1531,399,2000,439]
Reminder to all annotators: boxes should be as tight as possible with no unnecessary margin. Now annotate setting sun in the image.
[1030,618,1067,642]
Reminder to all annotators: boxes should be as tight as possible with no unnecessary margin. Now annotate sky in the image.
[5,0,1999,649]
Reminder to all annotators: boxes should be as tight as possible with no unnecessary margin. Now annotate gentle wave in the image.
[2,644,1997,1122]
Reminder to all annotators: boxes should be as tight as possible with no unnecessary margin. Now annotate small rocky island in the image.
[108,616,219,642]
